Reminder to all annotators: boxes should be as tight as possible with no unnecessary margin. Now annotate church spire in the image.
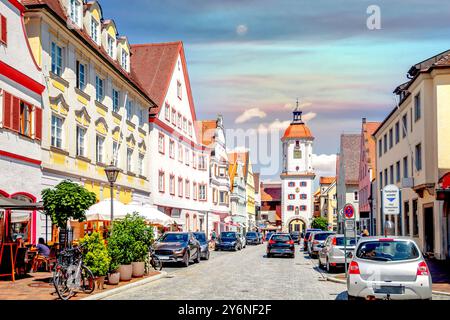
[292,98,304,124]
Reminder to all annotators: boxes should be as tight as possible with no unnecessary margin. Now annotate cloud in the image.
[312,154,337,177]
[302,112,317,122]
[257,119,291,134]
[235,107,267,124]
[236,24,248,36]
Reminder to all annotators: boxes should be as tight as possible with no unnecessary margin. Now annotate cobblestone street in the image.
[105,244,348,300]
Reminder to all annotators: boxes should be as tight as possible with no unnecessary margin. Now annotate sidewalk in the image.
[0,270,161,300]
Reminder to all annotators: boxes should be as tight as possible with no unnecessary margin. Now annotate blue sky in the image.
[102,0,450,180]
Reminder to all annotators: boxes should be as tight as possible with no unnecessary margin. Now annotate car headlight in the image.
[231,241,236,245]
[174,248,185,254]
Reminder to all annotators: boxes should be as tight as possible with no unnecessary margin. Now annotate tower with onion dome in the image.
[280,100,315,233]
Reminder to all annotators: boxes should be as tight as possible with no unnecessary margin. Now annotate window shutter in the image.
[3,91,12,129]
[11,96,20,132]
[1,15,6,44]
[35,107,42,140]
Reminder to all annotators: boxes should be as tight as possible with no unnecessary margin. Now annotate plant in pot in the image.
[128,214,154,277]
[107,243,121,285]
[108,215,136,281]
[79,232,111,290]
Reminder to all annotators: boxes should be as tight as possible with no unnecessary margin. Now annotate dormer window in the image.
[121,49,129,71]
[107,35,115,58]
[91,18,99,44]
[70,0,82,26]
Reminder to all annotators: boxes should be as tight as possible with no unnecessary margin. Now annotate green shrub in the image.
[80,232,111,277]
[311,217,329,231]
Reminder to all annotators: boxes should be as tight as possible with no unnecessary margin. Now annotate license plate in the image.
[158,256,170,260]
[374,286,404,294]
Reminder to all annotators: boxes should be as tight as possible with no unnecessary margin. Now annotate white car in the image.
[347,236,432,300]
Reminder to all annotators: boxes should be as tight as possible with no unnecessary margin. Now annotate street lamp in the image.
[104,162,122,223]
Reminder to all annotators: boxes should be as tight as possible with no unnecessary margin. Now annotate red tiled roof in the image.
[195,120,217,146]
[261,183,282,202]
[319,177,335,185]
[22,0,155,106]
[282,123,314,140]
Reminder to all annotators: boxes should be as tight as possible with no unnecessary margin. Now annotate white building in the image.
[131,41,211,232]
[280,107,315,233]
[0,0,46,244]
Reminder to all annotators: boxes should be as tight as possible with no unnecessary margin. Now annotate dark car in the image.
[303,229,322,251]
[267,233,295,258]
[264,232,274,242]
[290,231,301,244]
[215,231,242,251]
[246,232,260,245]
[153,232,201,267]
[193,232,210,260]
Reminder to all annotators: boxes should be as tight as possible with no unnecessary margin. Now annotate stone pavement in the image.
[105,244,348,300]
[0,270,161,300]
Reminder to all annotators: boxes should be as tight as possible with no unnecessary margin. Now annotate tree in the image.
[311,217,328,231]
[41,180,97,229]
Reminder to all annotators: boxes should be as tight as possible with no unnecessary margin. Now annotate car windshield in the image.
[221,232,236,239]
[160,233,188,243]
[356,240,420,261]
[314,233,334,241]
[335,237,359,246]
[193,233,206,242]
[271,235,291,242]
[246,232,257,237]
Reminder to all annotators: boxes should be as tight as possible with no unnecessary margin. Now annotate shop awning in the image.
[0,198,43,210]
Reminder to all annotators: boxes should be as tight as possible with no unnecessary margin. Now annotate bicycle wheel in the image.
[80,265,95,294]
[151,255,163,271]
[53,268,74,300]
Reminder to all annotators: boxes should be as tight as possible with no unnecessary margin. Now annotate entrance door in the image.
[424,206,434,254]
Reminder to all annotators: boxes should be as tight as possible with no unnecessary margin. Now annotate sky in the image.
[102,0,450,181]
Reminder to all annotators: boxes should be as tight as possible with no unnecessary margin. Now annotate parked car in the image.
[246,232,260,245]
[265,232,274,242]
[238,233,247,248]
[347,236,432,300]
[153,232,201,267]
[308,231,335,258]
[303,229,322,251]
[193,232,210,260]
[318,234,360,272]
[290,231,301,244]
[215,231,242,251]
[267,233,295,258]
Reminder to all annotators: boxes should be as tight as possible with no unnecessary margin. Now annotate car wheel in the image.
[182,251,190,267]
[234,245,238,251]
[318,258,323,269]
[194,250,201,263]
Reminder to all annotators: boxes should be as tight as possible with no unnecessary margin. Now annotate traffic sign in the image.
[383,184,400,215]
[345,220,355,230]
[343,204,355,219]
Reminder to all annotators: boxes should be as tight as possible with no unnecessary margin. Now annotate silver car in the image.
[347,236,432,300]
[308,231,335,258]
[318,234,360,272]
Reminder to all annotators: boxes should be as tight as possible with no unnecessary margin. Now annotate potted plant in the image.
[128,215,154,277]
[80,232,111,290]
[107,248,121,285]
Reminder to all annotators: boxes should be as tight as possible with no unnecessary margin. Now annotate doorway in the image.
[423,205,434,254]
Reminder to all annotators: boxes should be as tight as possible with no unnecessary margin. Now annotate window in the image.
[51,42,63,76]
[300,205,307,211]
[395,122,400,144]
[412,199,418,236]
[111,89,120,113]
[107,35,115,58]
[199,155,207,170]
[288,182,295,187]
[354,191,358,201]
[112,141,119,166]
[19,102,32,137]
[169,140,175,159]
[188,121,192,137]
[178,144,183,163]
[76,61,86,90]
[199,184,207,201]
[70,0,81,25]
[219,191,227,204]
[158,134,165,154]
[410,108,413,132]
[138,154,144,176]
[95,76,104,102]
[185,148,190,165]
[165,104,170,121]
[138,108,145,126]
[390,165,394,184]
[378,139,382,157]
[127,148,132,172]
[177,113,182,129]
[396,161,401,183]
[171,108,176,125]
[169,175,175,195]
[96,135,104,163]
[404,201,410,236]
[288,194,295,200]
[158,171,165,193]
[193,183,198,200]
[300,194,307,200]
[126,99,133,121]
[300,181,307,187]
[177,81,182,99]
[192,152,197,168]
[403,156,408,179]
[178,178,183,197]
[183,117,187,132]
[287,205,294,211]
[389,128,393,149]
[379,172,383,188]
[1,15,8,45]
[383,134,387,153]
[414,93,421,121]
[121,49,129,71]
[384,168,388,187]
[185,180,190,198]
[51,115,63,148]
[402,114,407,138]
[415,143,422,171]
[91,18,99,44]
[76,126,86,157]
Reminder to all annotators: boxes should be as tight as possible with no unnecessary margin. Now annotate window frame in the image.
[112,89,120,113]
[96,135,105,164]
[76,126,86,157]
[51,42,63,76]
[51,114,63,149]
[95,76,104,102]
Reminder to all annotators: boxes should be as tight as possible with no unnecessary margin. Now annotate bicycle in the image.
[149,247,163,271]
[52,244,95,300]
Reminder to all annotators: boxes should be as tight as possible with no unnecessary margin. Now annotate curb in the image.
[81,271,168,300]
[326,275,450,297]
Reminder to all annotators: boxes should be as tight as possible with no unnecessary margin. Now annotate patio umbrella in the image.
[124,203,175,226]
[85,198,128,221]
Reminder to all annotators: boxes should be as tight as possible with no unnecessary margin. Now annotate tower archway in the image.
[286,216,308,233]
